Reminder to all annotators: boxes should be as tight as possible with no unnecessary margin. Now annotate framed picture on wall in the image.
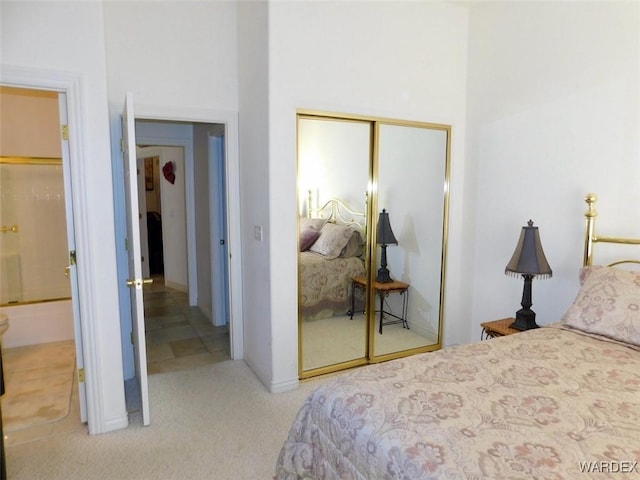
[144,156,156,191]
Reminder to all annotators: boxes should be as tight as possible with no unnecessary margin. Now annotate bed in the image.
[299,197,367,322]
[277,193,640,479]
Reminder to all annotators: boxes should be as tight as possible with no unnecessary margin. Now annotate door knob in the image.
[126,277,154,288]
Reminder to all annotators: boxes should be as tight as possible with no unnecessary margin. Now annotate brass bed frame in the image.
[583,192,640,267]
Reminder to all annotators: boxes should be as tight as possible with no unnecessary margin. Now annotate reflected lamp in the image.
[505,219,552,330]
[376,209,398,283]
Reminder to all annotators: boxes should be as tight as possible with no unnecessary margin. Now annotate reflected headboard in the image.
[583,193,640,267]
[307,190,367,234]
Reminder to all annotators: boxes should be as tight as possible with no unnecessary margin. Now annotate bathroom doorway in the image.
[0,86,87,443]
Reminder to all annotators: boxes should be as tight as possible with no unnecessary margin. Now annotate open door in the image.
[122,93,151,426]
[59,92,88,422]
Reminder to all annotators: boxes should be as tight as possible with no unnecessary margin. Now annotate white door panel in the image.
[122,93,150,426]
[59,92,87,423]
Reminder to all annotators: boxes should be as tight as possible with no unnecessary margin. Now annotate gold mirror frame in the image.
[297,111,451,378]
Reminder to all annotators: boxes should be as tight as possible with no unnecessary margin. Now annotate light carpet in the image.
[1,341,75,432]
[6,359,328,480]
[302,313,437,370]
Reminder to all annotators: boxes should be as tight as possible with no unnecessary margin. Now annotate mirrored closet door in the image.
[373,121,450,359]
[297,111,451,377]
[297,114,372,376]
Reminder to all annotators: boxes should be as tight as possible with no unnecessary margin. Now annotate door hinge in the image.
[120,138,125,153]
[78,368,85,383]
[131,332,135,345]
[61,124,69,141]
[69,250,77,265]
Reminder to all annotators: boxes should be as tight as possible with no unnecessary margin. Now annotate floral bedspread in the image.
[275,326,640,479]
[299,251,365,321]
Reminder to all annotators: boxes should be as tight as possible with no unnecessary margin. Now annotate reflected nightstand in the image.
[350,275,409,334]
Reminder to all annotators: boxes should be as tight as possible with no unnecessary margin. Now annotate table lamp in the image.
[505,219,552,330]
[376,209,398,283]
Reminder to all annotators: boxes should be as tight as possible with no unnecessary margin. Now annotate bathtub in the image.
[0,300,75,348]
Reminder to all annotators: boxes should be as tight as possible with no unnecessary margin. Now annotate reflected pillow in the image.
[561,265,640,346]
[309,223,357,260]
[340,229,364,258]
[299,227,321,252]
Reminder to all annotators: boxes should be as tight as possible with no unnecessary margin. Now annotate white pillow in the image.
[309,223,357,260]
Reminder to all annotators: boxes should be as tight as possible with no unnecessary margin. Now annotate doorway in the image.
[115,95,243,425]
[135,138,230,375]
[114,119,234,379]
[0,86,87,442]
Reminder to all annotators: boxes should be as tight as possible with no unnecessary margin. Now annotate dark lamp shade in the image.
[505,220,552,278]
[377,209,398,246]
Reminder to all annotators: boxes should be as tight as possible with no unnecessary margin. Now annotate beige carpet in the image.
[1,340,76,432]
[302,313,438,370]
[6,359,328,480]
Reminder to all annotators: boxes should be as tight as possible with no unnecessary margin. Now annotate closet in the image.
[297,111,451,377]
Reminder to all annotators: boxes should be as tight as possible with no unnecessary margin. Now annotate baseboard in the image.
[95,414,129,435]
[243,357,299,394]
[270,376,300,394]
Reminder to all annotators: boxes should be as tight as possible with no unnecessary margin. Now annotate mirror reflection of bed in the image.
[297,115,371,373]
[298,198,367,370]
[297,113,451,375]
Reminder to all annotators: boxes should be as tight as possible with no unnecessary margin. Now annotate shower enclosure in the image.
[0,156,70,305]
[0,156,73,347]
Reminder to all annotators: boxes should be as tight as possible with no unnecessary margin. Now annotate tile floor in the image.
[144,277,231,375]
[1,278,229,445]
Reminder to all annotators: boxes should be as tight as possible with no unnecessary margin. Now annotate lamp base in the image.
[510,308,539,331]
[376,267,393,283]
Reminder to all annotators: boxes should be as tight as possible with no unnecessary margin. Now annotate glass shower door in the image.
[0,157,71,306]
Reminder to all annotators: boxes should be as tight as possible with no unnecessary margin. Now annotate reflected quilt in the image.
[299,251,365,321]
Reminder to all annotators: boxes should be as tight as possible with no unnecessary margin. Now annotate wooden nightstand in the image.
[350,275,410,334]
[480,318,521,340]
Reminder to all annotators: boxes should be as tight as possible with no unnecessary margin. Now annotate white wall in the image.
[194,125,213,320]
[466,2,640,340]
[237,1,273,387]
[102,2,238,113]
[1,1,128,433]
[297,117,371,215]
[158,147,189,291]
[269,1,470,389]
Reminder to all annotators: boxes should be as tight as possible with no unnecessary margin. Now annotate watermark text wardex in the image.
[579,461,639,474]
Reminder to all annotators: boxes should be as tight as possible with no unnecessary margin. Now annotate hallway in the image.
[143,278,230,375]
